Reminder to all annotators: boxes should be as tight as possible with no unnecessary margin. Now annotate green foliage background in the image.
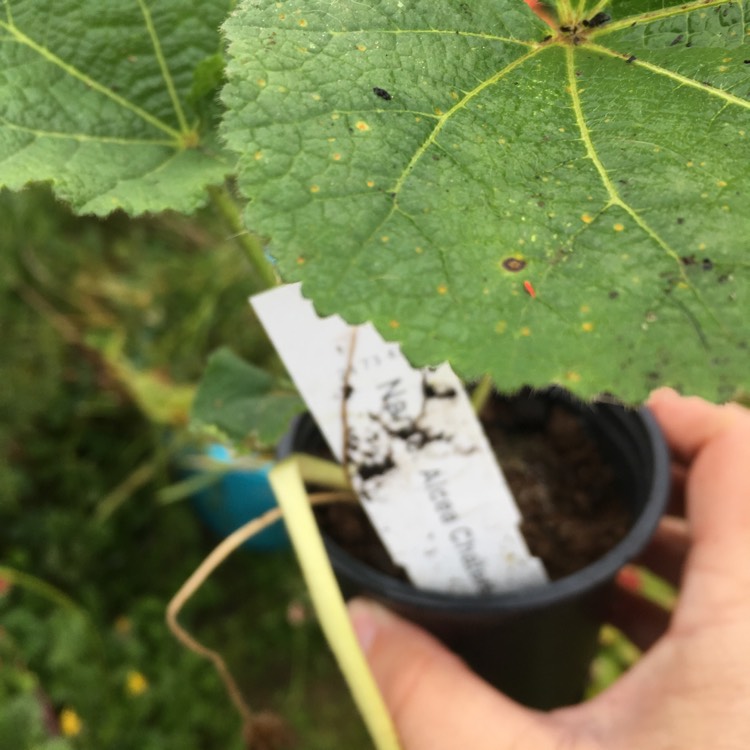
[0,188,368,749]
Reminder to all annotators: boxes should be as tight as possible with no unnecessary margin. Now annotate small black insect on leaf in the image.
[701,258,714,271]
[582,12,610,28]
[670,34,684,46]
[625,55,637,63]
[373,87,392,101]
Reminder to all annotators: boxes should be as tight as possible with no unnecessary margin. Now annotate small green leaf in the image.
[191,348,304,449]
[0,0,233,215]
[222,0,750,402]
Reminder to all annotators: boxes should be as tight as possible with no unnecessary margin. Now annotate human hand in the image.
[348,388,750,750]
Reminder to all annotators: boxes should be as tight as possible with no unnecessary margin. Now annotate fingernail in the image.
[348,598,391,655]
[616,565,643,592]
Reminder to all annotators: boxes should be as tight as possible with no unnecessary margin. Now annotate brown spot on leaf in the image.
[502,257,527,272]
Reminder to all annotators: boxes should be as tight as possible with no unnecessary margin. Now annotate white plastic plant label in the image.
[252,284,548,594]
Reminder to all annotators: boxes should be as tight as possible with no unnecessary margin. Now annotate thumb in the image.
[347,598,554,750]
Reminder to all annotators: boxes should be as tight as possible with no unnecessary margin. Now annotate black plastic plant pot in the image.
[278,389,670,710]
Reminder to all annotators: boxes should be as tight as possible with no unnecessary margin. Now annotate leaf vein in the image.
[0,16,180,140]
[389,46,544,199]
[592,0,733,35]
[589,43,750,112]
[137,0,189,133]
[0,116,175,146]
[567,46,727,339]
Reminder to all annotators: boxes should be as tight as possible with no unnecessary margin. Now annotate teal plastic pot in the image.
[279,389,670,708]
[188,444,288,552]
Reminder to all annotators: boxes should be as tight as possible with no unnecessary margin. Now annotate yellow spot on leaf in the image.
[356,121,370,131]
[389,320,400,329]
[298,18,308,26]
[415,246,424,254]
[257,79,267,88]
[558,127,566,133]
[582,322,594,332]
[254,151,263,161]
[296,256,306,265]
[381,236,389,243]
[310,185,320,193]
[717,180,727,187]
[520,326,531,337]
[565,371,581,383]
[698,242,707,251]
[686,161,694,167]
[495,321,507,334]
[356,44,367,51]
[581,213,594,224]
[437,284,448,294]
[366,180,375,188]
[279,14,286,21]
[311,93,321,101]
[60,709,83,737]
[332,153,341,161]
[613,223,624,232]
[434,107,444,116]
[450,91,459,100]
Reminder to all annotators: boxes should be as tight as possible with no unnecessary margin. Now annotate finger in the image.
[647,387,747,464]
[636,516,689,588]
[675,415,750,619]
[608,580,672,652]
[665,464,687,518]
[348,598,553,750]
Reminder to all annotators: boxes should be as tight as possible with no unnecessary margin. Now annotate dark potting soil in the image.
[314,397,632,582]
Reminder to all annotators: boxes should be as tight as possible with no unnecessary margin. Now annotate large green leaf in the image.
[0,0,233,215]
[191,347,304,449]
[222,0,750,402]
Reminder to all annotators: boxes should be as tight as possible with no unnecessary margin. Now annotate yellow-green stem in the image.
[208,185,279,291]
[471,374,494,415]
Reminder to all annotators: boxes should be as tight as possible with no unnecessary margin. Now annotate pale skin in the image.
[348,388,750,750]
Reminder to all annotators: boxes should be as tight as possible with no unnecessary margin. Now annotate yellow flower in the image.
[114,615,131,635]
[60,708,83,737]
[126,670,149,696]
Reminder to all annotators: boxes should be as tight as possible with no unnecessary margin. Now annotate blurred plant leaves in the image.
[191,347,303,449]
